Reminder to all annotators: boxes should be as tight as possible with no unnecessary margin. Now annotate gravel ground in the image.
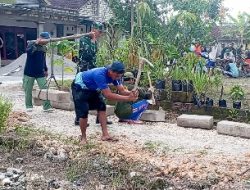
[1,83,250,158]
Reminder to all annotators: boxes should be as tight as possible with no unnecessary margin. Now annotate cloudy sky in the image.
[223,0,250,17]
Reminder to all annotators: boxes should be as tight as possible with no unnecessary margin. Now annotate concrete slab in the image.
[217,120,250,139]
[32,89,71,103]
[33,98,43,106]
[89,105,115,116]
[140,110,166,122]
[50,101,75,111]
[177,114,214,129]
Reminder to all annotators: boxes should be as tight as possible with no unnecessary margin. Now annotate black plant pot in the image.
[219,99,227,108]
[172,80,182,91]
[182,80,193,92]
[205,98,214,107]
[193,95,202,107]
[156,79,166,89]
[233,101,241,109]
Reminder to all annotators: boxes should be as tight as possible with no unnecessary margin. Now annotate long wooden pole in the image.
[28,32,94,43]
[133,57,154,91]
[147,71,156,105]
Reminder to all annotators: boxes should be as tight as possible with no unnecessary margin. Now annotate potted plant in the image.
[151,61,166,89]
[230,85,245,109]
[171,66,183,91]
[181,53,197,93]
[218,85,227,108]
[192,72,209,107]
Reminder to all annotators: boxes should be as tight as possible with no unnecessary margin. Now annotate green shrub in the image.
[0,96,12,133]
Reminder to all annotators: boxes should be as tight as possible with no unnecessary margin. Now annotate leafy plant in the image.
[228,109,239,121]
[0,96,12,133]
[230,85,245,102]
[53,40,76,88]
[212,72,223,91]
[192,72,209,99]
[171,66,184,80]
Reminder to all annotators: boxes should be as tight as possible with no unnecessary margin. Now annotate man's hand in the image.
[131,89,139,97]
[128,92,138,102]
[36,38,49,45]
[44,71,48,78]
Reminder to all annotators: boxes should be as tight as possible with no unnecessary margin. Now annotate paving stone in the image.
[177,114,214,129]
[32,89,71,103]
[89,105,115,116]
[50,101,75,111]
[140,110,166,122]
[217,120,250,139]
[33,98,43,106]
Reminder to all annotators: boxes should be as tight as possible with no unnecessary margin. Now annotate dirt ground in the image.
[0,80,250,189]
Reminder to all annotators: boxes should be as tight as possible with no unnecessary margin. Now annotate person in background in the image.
[78,22,103,72]
[71,61,138,144]
[206,43,218,76]
[23,32,53,112]
[243,51,250,75]
[114,72,152,124]
[237,44,243,58]
[223,59,240,78]
[194,39,202,56]
[229,42,237,59]
[220,43,226,59]
[224,49,235,62]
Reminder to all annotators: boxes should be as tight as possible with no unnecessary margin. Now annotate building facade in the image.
[0,0,112,61]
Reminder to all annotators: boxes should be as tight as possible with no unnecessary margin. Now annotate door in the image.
[5,32,16,60]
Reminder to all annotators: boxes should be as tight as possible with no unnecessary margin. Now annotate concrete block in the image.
[33,98,43,106]
[50,101,75,111]
[140,110,166,122]
[177,114,214,129]
[89,105,115,116]
[32,89,71,103]
[217,120,250,139]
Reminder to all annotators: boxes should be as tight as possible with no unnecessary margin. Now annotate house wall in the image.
[79,0,113,22]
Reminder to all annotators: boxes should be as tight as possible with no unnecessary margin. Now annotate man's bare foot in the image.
[101,135,119,142]
[128,120,144,124]
[79,135,88,145]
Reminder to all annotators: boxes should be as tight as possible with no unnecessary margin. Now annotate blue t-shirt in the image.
[75,67,121,90]
[229,63,239,78]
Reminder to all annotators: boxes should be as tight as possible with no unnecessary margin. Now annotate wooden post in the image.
[28,32,94,44]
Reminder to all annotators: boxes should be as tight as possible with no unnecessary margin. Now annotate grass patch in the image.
[0,95,12,133]
[144,141,161,151]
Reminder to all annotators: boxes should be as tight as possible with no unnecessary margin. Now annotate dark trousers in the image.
[71,82,106,120]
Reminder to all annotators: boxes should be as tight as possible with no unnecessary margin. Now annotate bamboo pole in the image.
[28,32,94,43]
[133,57,154,91]
[147,71,156,105]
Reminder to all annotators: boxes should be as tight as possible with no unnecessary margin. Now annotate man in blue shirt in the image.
[71,61,138,144]
[223,59,240,78]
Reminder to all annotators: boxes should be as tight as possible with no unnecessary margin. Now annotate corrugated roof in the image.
[47,0,88,10]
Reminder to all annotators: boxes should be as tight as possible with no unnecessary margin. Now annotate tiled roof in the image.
[47,0,88,10]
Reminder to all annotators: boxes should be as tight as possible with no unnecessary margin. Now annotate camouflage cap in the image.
[92,21,104,32]
[124,72,135,79]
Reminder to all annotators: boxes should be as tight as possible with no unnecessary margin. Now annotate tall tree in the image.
[226,12,250,44]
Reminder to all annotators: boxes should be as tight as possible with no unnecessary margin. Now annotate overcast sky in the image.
[223,0,250,17]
